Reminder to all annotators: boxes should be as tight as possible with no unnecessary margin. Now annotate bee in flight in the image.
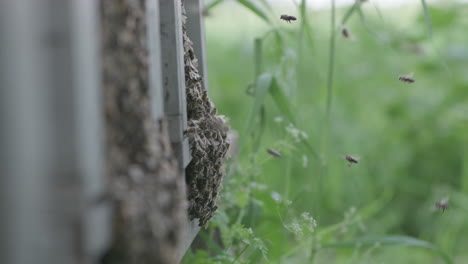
[344,155,360,166]
[280,14,297,23]
[398,73,415,83]
[340,26,354,40]
[435,198,449,213]
[267,148,282,158]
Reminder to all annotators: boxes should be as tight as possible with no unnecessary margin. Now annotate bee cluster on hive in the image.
[181,3,230,227]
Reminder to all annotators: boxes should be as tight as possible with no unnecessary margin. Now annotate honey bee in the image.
[267,148,282,158]
[435,198,449,213]
[183,126,198,136]
[340,26,354,39]
[344,155,360,166]
[280,14,297,23]
[398,73,415,83]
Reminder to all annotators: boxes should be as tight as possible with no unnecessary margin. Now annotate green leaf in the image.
[322,235,453,264]
[237,0,271,24]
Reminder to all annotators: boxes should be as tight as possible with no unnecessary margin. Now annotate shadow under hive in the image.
[181,3,230,227]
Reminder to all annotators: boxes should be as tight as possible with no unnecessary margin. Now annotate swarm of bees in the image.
[435,198,450,213]
[344,155,360,166]
[280,14,297,23]
[267,148,282,158]
[398,73,415,83]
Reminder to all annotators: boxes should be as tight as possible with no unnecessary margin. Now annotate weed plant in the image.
[183,1,468,263]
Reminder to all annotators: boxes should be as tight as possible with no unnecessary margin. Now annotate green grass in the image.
[184,1,468,263]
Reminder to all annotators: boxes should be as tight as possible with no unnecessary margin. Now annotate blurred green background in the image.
[183,1,468,263]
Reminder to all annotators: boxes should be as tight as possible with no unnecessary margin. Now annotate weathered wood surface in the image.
[147,0,164,121]
[0,0,109,263]
[185,0,209,91]
[100,0,187,263]
[160,0,192,169]
[0,0,221,263]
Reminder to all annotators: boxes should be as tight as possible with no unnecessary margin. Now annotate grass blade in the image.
[372,1,386,27]
[420,0,433,39]
[463,127,468,193]
[237,0,271,24]
[244,71,320,161]
[318,191,394,238]
[325,0,336,121]
[252,106,266,153]
[357,6,380,39]
[300,139,320,160]
[341,2,359,25]
[297,0,315,46]
[419,0,452,76]
[254,38,262,78]
[244,73,273,136]
[322,235,453,264]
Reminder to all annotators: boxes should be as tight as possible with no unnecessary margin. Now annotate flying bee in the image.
[435,198,450,213]
[267,148,282,158]
[280,14,297,23]
[398,73,415,83]
[344,155,360,166]
[340,26,354,40]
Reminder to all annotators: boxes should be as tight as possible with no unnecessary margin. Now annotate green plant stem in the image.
[284,157,292,200]
[420,0,432,39]
[315,0,337,219]
[325,0,336,122]
[247,38,264,226]
[231,244,250,264]
[462,124,468,193]
[296,0,307,103]
[254,38,262,78]
[341,1,359,25]
[419,0,452,76]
